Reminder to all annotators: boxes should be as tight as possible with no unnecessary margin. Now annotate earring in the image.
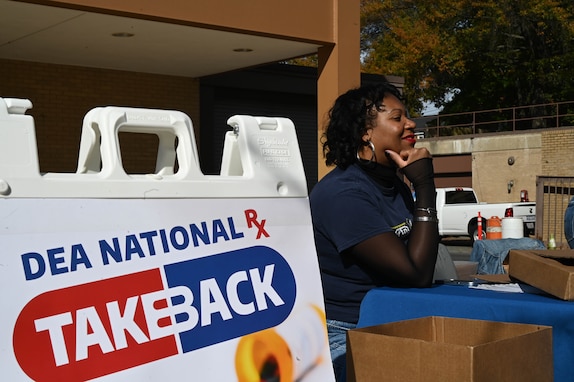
[356,140,377,164]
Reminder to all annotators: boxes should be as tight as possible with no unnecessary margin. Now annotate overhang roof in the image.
[0,0,322,77]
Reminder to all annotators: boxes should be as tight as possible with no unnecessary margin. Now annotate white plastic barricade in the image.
[0,98,335,381]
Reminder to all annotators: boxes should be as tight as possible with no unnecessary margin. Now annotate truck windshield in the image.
[445,190,477,204]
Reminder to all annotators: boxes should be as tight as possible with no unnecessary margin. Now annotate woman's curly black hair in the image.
[322,81,403,169]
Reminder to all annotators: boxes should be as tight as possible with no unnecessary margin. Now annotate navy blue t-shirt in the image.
[310,164,413,324]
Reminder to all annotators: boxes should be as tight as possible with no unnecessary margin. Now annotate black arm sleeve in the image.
[352,158,439,287]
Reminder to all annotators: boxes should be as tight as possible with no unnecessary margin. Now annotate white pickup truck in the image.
[436,187,536,241]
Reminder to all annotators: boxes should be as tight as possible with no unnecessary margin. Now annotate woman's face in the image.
[362,94,417,166]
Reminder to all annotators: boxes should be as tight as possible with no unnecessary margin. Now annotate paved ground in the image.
[441,236,473,262]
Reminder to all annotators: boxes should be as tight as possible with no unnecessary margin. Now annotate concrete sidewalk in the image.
[441,237,472,262]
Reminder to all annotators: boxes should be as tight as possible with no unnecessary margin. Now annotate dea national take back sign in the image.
[1,198,333,381]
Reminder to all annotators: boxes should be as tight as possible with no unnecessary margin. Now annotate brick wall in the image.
[0,59,200,174]
[541,129,574,177]
[538,129,574,243]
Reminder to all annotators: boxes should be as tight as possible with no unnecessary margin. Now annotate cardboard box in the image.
[453,260,478,281]
[347,316,552,382]
[509,249,574,300]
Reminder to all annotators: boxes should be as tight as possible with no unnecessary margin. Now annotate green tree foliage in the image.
[286,56,319,67]
[361,0,574,115]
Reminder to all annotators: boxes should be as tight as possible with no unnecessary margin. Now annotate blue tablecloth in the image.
[358,285,574,382]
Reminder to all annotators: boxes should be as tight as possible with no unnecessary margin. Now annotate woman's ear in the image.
[362,130,371,142]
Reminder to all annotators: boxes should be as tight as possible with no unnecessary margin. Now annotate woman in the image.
[309,82,439,381]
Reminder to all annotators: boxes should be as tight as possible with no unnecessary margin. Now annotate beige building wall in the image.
[541,129,574,177]
[471,134,541,203]
[421,127,574,201]
[419,133,542,203]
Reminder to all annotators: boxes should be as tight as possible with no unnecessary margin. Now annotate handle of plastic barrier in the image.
[221,115,307,196]
[76,106,201,179]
